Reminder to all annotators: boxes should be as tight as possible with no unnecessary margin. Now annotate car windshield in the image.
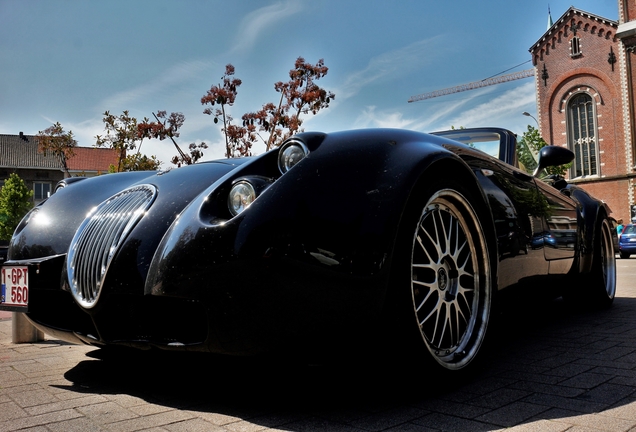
[434,130,501,159]
[623,225,636,235]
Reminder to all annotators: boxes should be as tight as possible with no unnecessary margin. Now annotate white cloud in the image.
[99,59,216,111]
[444,81,536,129]
[350,80,537,136]
[56,117,106,148]
[336,36,445,101]
[409,95,483,131]
[354,106,417,129]
[231,1,303,54]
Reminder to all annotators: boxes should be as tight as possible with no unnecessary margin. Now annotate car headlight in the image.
[278,140,309,174]
[228,181,256,216]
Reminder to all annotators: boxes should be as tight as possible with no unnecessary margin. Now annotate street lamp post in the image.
[521,111,541,164]
[522,111,539,129]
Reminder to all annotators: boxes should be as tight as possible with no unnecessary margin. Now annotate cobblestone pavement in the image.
[1,258,636,431]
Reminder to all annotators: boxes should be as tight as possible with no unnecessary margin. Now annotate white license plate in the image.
[1,266,29,310]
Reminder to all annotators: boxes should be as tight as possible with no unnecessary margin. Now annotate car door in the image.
[434,128,550,290]
[533,178,578,273]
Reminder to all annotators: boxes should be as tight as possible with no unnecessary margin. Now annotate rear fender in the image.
[566,184,606,274]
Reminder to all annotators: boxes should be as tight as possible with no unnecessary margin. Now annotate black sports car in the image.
[0,127,616,371]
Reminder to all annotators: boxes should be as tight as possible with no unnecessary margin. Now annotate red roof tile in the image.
[67,147,119,172]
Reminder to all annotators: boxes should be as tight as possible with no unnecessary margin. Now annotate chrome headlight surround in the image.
[227,180,257,217]
[278,139,309,174]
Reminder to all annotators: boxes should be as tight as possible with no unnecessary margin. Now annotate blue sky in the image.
[0,0,619,166]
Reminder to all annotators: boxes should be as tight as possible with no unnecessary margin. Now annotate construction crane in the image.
[408,68,535,103]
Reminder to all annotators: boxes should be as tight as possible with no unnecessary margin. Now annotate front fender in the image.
[9,162,243,269]
[145,130,480,299]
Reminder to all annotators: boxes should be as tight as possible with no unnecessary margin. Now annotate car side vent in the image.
[67,184,157,309]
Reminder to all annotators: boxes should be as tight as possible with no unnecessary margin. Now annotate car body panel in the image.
[0,127,609,358]
[619,224,636,255]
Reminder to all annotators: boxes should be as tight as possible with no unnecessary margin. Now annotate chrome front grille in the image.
[68,184,157,308]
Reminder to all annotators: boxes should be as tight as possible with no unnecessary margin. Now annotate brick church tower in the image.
[529,5,636,222]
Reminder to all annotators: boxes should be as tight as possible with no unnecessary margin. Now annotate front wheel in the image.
[408,187,492,371]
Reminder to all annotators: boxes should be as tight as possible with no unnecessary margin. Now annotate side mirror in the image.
[532,145,574,177]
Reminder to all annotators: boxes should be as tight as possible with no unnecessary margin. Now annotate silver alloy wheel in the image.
[410,189,491,370]
[599,218,617,300]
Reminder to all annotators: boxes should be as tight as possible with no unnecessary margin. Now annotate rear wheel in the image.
[584,217,616,307]
[620,252,630,259]
[407,186,492,371]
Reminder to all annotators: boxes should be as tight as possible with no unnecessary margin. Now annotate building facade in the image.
[529,4,636,222]
[0,133,118,204]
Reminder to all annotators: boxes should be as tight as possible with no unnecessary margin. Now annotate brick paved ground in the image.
[1,258,636,431]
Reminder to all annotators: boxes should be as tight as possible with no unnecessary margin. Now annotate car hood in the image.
[9,160,247,262]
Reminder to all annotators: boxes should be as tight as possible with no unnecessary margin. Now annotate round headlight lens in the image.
[228,181,256,216]
[278,140,309,173]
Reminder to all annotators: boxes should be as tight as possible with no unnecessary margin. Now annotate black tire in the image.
[620,252,630,259]
[392,180,493,372]
[584,217,616,307]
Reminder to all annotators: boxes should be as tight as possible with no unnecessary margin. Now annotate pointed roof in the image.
[530,6,618,54]
[547,6,554,30]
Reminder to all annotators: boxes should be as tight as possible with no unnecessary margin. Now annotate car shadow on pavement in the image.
[55,294,636,430]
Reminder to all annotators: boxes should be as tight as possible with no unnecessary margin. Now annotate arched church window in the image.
[567,93,598,178]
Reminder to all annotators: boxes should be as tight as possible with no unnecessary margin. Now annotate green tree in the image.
[517,125,570,177]
[117,153,162,173]
[517,125,540,174]
[0,174,33,240]
[95,110,161,172]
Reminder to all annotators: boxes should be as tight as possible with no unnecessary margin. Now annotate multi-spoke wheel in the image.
[410,188,492,371]
[585,217,616,307]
